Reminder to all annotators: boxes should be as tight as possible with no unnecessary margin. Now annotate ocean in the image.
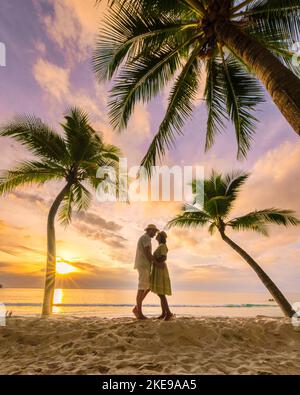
[1,288,299,318]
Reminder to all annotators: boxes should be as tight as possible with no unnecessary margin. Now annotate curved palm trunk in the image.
[41,183,71,317]
[215,22,300,134]
[219,230,295,318]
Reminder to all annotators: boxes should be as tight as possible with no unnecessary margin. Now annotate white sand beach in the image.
[0,316,299,375]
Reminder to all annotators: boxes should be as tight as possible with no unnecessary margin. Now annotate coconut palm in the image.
[167,170,300,317]
[0,108,121,316]
[94,0,300,172]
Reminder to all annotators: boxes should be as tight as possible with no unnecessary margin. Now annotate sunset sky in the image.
[0,0,299,293]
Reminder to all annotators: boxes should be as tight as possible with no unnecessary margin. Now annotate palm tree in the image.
[167,170,300,318]
[0,108,121,316]
[93,0,300,172]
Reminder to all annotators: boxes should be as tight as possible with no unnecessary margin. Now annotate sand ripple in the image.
[0,316,299,375]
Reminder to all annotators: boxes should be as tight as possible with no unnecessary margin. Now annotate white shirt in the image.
[134,233,152,269]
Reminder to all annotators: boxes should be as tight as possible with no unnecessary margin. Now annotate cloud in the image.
[72,211,126,249]
[10,190,47,206]
[75,211,122,232]
[229,140,300,255]
[240,140,300,214]
[33,56,105,121]
[1,257,136,289]
[74,223,126,249]
[33,58,70,101]
[0,243,43,259]
[0,218,45,265]
[32,0,153,169]
[34,40,47,55]
[37,0,104,63]
[32,57,153,168]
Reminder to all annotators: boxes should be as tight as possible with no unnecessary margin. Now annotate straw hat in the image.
[144,224,159,232]
[157,231,167,239]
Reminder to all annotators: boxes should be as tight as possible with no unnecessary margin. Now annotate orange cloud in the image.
[33,58,70,101]
[39,0,105,62]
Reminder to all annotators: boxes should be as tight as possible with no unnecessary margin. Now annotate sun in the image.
[56,261,79,275]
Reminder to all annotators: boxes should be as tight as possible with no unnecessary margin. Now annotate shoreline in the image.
[1,316,300,375]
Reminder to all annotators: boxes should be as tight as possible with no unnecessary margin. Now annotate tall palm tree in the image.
[94,0,300,172]
[167,170,300,317]
[0,108,121,316]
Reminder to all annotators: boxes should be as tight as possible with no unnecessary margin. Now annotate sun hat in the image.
[157,231,167,239]
[144,224,159,232]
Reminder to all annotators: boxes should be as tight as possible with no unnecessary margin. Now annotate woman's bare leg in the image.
[158,295,166,319]
[158,294,174,319]
[159,295,174,320]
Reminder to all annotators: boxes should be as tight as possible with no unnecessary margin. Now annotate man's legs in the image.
[133,289,150,319]
[133,267,151,319]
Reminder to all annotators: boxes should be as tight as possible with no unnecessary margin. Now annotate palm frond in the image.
[191,170,248,219]
[205,56,228,151]
[244,0,300,43]
[72,182,92,211]
[202,171,226,200]
[62,107,96,162]
[224,170,249,199]
[61,107,118,167]
[96,0,191,14]
[100,144,122,166]
[167,211,211,229]
[204,195,234,219]
[108,33,201,130]
[208,222,217,235]
[219,52,265,158]
[93,2,197,80]
[141,44,202,173]
[251,208,299,226]
[0,161,64,196]
[243,4,300,75]
[228,208,300,235]
[227,213,269,236]
[1,116,69,164]
[58,187,73,226]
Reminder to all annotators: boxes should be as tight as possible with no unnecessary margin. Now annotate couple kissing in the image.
[133,224,175,321]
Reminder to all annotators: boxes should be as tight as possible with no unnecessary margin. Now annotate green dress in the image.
[150,244,172,296]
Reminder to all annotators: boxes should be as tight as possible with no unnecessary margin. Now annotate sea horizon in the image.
[1,288,299,318]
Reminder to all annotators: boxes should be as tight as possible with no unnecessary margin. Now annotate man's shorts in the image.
[137,267,151,290]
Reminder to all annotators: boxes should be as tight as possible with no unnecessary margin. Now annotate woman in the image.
[150,231,175,321]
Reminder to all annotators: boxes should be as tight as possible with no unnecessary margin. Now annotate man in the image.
[133,224,159,320]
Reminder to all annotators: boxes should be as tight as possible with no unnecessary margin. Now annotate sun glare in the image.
[54,288,63,304]
[56,261,79,275]
[53,288,63,314]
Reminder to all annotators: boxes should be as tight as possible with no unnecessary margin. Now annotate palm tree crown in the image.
[0,107,121,224]
[93,0,300,171]
[0,107,121,316]
[166,170,300,317]
[168,170,299,235]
